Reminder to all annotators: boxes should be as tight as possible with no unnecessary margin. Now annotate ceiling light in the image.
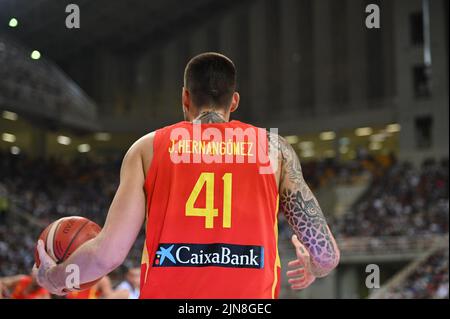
[10,146,20,155]
[2,133,16,143]
[78,144,91,153]
[31,50,41,60]
[320,131,336,141]
[285,135,299,144]
[355,127,373,136]
[298,141,314,149]
[386,123,401,133]
[57,135,71,145]
[9,18,18,28]
[2,111,18,121]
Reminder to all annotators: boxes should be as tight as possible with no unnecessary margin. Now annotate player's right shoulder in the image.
[134,132,156,153]
[132,121,186,152]
[124,132,155,159]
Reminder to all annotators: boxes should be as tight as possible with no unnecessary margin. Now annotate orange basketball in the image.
[34,216,102,291]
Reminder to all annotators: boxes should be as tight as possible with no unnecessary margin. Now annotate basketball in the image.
[34,216,102,290]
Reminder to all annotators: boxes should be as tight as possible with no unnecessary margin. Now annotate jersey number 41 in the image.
[185,172,232,229]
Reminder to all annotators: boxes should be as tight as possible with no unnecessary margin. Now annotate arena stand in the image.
[277,156,448,298]
[0,33,97,130]
[0,151,144,283]
[371,238,449,299]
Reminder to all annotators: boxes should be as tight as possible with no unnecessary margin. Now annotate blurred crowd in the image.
[333,158,449,237]
[0,151,144,280]
[381,247,449,299]
[300,152,391,190]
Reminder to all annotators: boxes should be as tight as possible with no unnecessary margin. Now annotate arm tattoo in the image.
[278,136,303,184]
[277,137,339,277]
[281,188,338,277]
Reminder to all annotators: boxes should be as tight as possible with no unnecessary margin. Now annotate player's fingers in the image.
[36,240,53,266]
[288,258,304,267]
[294,245,312,273]
[288,256,307,272]
[292,235,308,255]
[300,250,312,273]
[295,241,309,260]
[291,276,315,290]
[291,234,302,249]
[292,236,310,261]
[286,268,305,277]
[288,277,306,285]
[291,281,308,290]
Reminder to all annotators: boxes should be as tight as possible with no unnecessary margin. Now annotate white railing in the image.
[336,234,448,255]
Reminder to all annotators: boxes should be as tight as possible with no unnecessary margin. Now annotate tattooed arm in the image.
[275,135,340,278]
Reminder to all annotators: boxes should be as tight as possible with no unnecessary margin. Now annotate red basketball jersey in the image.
[11,276,48,299]
[140,120,280,299]
[66,286,101,299]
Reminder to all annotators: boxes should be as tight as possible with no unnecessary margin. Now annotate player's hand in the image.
[286,234,316,290]
[35,240,66,296]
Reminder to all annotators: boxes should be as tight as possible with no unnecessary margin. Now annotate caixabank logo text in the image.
[153,243,265,269]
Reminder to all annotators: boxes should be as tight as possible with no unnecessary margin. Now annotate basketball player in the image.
[0,278,4,298]
[35,52,340,298]
[1,269,49,299]
[66,276,129,299]
[115,267,140,299]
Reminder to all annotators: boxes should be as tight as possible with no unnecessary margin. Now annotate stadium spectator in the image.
[115,266,141,299]
[381,248,449,299]
[65,276,129,299]
[333,159,449,237]
[0,183,8,223]
[0,269,50,299]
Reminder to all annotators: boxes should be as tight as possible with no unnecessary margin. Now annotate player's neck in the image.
[192,109,228,124]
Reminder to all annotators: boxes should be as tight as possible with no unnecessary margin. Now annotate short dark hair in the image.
[184,52,236,109]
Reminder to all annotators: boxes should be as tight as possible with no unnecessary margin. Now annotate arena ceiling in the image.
[0,0,246,63]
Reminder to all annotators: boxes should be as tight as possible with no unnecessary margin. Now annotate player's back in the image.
[140,120,280,299]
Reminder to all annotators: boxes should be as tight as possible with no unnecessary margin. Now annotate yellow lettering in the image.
[168,139,175,153]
